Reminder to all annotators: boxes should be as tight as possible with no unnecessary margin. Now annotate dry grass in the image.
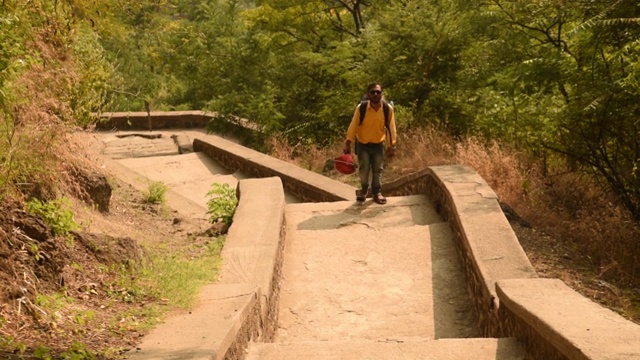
[525,172,640,286]
[0,40,98,203]
[453,138,530,206]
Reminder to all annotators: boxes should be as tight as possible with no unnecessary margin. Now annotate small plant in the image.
[26,197,78,239]
[33,345,52,359]
[61,341,96,359]
[143,181,168,204]
[74,310,95,327]
[206,183,238,224]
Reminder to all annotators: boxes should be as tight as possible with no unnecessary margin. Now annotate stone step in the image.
[278,223,477,341]
[278,193,478,343]
[285,194,443,230]
[246,338,527,360]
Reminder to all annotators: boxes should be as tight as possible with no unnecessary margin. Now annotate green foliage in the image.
[4,0,639,219]
[143,181,168,204]
[69,27,118,127]
[206,183,238,224]
[35,292,71,313]
[30,340,101,359]
[26,198,78,239]
[464,0,640,219]
[74,310,96,327]
[105,269,147,304]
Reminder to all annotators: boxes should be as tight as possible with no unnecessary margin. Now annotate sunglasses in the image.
[369,90,382,95]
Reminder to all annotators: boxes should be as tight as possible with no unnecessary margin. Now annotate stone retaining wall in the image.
[497,278,640,360]
[424,172,501,336]
[219,177,286,359]
[192,137,354,203]
[415,166,538,337]
[96,111,261,135]
[97,111,211,130]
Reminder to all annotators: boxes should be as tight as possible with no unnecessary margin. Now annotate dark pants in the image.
[356,141,384,195]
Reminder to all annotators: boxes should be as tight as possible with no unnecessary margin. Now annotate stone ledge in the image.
[424,165,538,336]
[96,111,210,130]
[127,177,286,359]
[96,111,261,133]
[193,136,355,202]
[128,283,260,360]
[496,278,640,360]
[220,177,287,342]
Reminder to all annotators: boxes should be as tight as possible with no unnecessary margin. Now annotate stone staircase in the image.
[97,125,640,360]
[246,195,526,360]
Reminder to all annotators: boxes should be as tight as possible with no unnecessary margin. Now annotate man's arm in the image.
[388,106,397,147]
[387,106,398,156]
[344,105,361,154]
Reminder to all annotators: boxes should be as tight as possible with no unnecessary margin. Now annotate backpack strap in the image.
[358,101,368,125]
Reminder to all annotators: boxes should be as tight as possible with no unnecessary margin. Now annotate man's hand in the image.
[387,146,396,157]
[343,141,351,154]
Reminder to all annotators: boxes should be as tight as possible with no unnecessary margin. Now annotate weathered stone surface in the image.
[171,133,192,153]
[497,278,640,360]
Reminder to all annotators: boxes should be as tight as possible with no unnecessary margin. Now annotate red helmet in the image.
[334,153,356,175]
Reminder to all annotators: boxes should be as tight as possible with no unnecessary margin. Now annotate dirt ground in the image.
[0,173,215,358]
[511,222,639,321]
[0,153,637,358]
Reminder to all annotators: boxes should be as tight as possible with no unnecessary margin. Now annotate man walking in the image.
[343,83,397,204]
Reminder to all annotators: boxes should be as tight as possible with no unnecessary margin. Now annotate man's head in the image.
[366,82,383,104]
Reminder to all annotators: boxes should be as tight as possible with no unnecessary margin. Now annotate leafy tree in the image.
[468,0,640,220]
[1,0,115,199]
[365,0,471,133]
[189,1,374,145]
[74,0,640,220]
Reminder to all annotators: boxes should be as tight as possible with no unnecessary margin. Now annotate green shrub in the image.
[26,198,78,239]
[143,181,168,204]
[206,183,238,224]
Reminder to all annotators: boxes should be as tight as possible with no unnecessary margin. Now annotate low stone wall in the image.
[497,278,640,360]
[380,165,539,336]
[219,177,286,358]
[416,166,538,337]
[192,137,354,203]
[96,112,262,138]
[411,166,640,360]
[97,111,211,130]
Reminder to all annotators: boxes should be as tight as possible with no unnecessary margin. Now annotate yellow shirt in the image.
[345,101,397,147]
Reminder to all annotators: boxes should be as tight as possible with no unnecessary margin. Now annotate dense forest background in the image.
[2,0,640,306]
[4,0,639,219]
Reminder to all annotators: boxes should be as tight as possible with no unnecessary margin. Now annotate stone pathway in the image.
[244,196,523,359]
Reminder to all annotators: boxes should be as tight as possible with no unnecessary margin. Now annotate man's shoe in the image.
[356,189,366,203]
[373,192,387,205]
